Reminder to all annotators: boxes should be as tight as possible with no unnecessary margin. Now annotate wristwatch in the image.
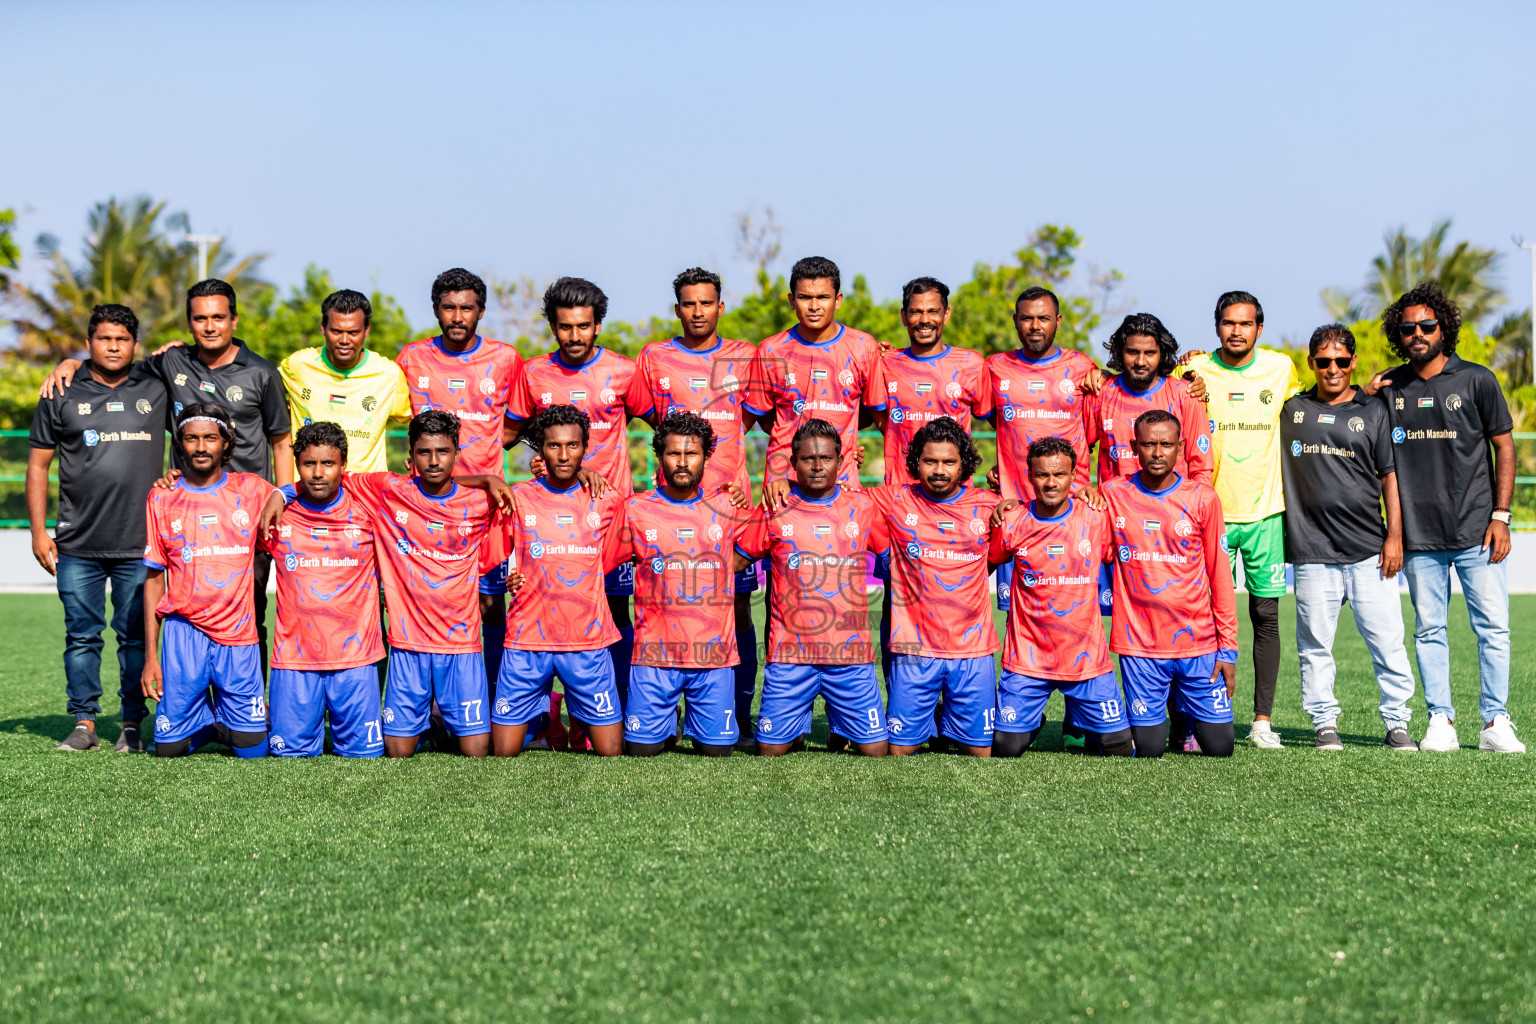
[1491,509,1512,525]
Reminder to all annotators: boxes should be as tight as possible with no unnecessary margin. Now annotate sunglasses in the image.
[1312,356,1353,369]
[1397,319,1440,338]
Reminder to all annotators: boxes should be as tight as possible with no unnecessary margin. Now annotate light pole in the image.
[186,233,222,282]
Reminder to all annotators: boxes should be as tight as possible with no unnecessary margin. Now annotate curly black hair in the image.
[672,267,722,301]
[431,268,487,309]
[174,402,236,467]
[408,409,460,450]
[88,303,139,340]
[1026,435,1077,469]
[905,416,981,483]
[1105,312,1180,377]
[294,420,349,462]
[1383,281,1461,360]
[790,417,841,459]
[651,410,716,461]
[523,404,591,451]
[543,277,608,325]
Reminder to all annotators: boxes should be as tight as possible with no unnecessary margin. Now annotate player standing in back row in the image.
[1183,291,1301,749]
[634,268,762,741]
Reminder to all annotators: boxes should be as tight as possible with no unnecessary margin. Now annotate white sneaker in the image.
[1247,720,1283,749]
[1419,712,1460,752]
[1479,714,1526,753]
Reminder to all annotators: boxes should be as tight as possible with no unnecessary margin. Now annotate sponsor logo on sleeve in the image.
[1197,435,1210,453]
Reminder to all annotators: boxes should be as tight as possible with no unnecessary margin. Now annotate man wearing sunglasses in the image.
[1282,324,1416,751]
[1365,283,1520,753]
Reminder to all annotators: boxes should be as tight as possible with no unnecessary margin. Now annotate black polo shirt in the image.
[143,339,290,481]
[29,367,168,558]
[1280,387,1394,564]
[1379,355,1512,552]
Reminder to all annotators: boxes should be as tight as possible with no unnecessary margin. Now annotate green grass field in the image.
[2,592,1534,1022]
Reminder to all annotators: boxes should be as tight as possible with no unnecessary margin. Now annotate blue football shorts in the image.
[153,615,264,743]
[886,654,997,746]
[269,664,383,757]
[383,648,490,737]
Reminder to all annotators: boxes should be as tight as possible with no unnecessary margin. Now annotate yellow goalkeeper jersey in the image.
[278,347,411,473]
[1190,348,1302,523]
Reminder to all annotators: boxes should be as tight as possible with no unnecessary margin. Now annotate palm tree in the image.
[7,195,267,362]
[1320,219,1505,327]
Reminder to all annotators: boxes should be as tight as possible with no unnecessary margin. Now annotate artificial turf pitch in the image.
[1,593,1533,1022]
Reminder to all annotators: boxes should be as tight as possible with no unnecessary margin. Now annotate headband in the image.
[177,416,226,427]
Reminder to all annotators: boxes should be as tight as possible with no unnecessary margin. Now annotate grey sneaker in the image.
[56,723,100,751]
[114,724,145,753]
[1385,726,1419,752]
[1314,726,1343,751]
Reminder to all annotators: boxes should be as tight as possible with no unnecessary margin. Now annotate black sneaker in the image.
[1314,726,1343,751]
[1384,726,1419,752]
[56,723,100,751]
[114,724,145,753]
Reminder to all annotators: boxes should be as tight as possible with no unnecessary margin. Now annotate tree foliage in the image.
[7,196,268,361]
[0,208,19,292]
[238,264,416,364]
[1324,219,1504,326]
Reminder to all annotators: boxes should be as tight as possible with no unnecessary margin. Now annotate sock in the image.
[482,624,505,704]
[1249,595,1280,719]
[734,624,757,727]
[228,730,269,759]
[608,625,634,712]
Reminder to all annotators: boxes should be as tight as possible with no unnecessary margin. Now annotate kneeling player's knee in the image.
[1096,729,1134,757]
[154,738,192,758]
[227,729,266,749]
[1194,720,1235,758]
[694,741,733,758]
[991,729,1036,758]
[624,740,667,757]
[1131,724,1167,758]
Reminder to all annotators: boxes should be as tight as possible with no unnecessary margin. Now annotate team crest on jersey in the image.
[811,368,828,381]
[344,524,361,539]
[478,378,496,395]
[1348,417,1365,432]
[1260,389,1274,404]
[156,714,171,733]
[677,527,695,541]
[199,513,219,527]
[174,373,188,387]
[1175,519,1192,537]
[77,402,91,415]
[498,697,515,717]
[946,381,965,399]
[586,512,601,529]
[1197,435,1210,453]
[107,401,123,412]
[1077,538,1092,556]
[362,395,377,411]
[1000,705,1017,724]
[843,522,859,538]
[448,378,467,390]
[1292,410,1305,423]
[225,385,243,403]
[709,523,725,543]
[1131,699,1148,716]
[555,514,574,526]
[914,381,932,393]
[395,511,409,525]
[626,715,640,731]
[889,717,904,735]
[270,734,285,752]
[600,388,617,404]
[382,707,395,724]
[838,369,856,387]
[759,716,773,734]
[1445,393,1462,411]
[136,399,153,415]
[310,526,329,538]
[721,374,739,391]
[1057,378,1075,396]
[457,521,472,536]
[968,519,986,535]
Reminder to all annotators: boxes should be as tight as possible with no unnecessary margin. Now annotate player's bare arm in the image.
[1487,431,1515,563]
[25,447,57,575]
[1380,470,1404,578]
[140,569,167,700]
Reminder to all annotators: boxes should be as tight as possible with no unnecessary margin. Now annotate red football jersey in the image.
[496,478,625,652]
[868,484,1000,659]
[508,348,653,496]
[396,335,524,478]
[616,488,749,668]
[1102,474,1238,658]
[346,472,497,654]
[879,345,988,486]
[261,486,384,671]
[635,337,757,496]
[988,498,1114,680]
[142,472,277,645]
[747,325,886,490]
[735,486,877,665]
[985,347,1098,501]
[1084,375,1214,485]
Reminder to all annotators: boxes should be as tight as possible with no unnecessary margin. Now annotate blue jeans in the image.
[1403,545,1509,723]
[56,554,147,723]
[1293,558,1415,730]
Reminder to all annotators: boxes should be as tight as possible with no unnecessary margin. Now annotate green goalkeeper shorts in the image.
[1225,513,1287,598]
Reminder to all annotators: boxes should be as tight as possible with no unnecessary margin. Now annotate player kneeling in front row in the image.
[988,437,1134,756]
[613,411,751,755]
[869,417,1000,756]
[262,421,385,757]
[142,405,276,758]
[735,419,889,756]
[490,405,627,756]
[1103,410,1239,757]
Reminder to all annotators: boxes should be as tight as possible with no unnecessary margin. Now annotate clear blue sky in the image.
[6,0,1534,348]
